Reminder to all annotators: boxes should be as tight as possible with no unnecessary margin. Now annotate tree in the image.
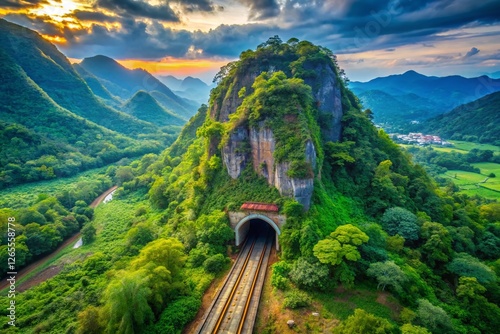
[203,253,227,274]
[367,261,407,291]
[333,309,394,334]
[195,210,233,253]
[81,223,96,245]
[77,306,104,334]
[130,238,187,313]
[313,224,369,265]
[414,299,453,333]
[102,270,154,334]
[420,222,452,267]
[456,276,486,300]
[127,222,155,248]
[115,166,134,186]
[19,208,47,225]
[400,324,430,334]
[477,232,500,259]
[447,253,496,284]
[289,257,330,290]
[480,202,500,222]
[381,207,420,241]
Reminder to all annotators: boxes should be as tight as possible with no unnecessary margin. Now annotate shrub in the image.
[143,296,201,334]
[203,254,227,274]
[283,289,311,309]
[271,261,292,290]
[289,257,329,290]
[81,223,96,245]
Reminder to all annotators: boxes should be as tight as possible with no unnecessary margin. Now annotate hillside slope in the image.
[416,91,500,144]
[80,55,199,118]
[350,70,500,128]
[0,48,162,187]
[123,91,186,127]
[0,19,161,138]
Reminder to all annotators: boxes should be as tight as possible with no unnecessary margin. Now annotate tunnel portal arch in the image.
[234,213,281,250]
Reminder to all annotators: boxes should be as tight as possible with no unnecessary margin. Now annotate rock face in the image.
[211,58,343,210]
[222,122,316,210]
[303,63,343,141]
[222,126,249,179]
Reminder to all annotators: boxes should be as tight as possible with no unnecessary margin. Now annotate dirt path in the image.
[0,186,117,292]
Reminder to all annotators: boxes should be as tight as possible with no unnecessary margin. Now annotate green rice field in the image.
[430,142,500,154]
[443,164,500,199]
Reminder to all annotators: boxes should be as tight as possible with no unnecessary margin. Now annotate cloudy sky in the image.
[1,0,499,82]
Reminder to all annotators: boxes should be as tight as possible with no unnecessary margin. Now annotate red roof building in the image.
[240,202,279,212]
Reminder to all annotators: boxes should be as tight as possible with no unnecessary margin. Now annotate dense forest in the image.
[1,36,499,334]
[350,71,500,132]
[413,91,500,145]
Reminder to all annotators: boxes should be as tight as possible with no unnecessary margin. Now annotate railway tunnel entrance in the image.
[229,203,286,250]
[234,214,280,250]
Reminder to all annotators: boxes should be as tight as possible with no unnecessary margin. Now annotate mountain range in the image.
[79,56,199,118]
[158,75,213,104]
[350,70,500,129]
[414,91,500,144]
[0,19,197,187]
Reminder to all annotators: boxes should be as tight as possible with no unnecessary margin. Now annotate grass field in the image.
[400,139,500,200]
[401,140,500,155]
[0,167,107,209]
[443,168,500,199]
[451,141,500,153]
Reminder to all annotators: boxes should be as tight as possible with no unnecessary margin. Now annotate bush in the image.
[333,309,394,334]
[283,289,311,309]
[81,224,96,245]
[203,254,227,274]
[271,261,292,290]
[143,296,201,334]
[381,207,420,241]
[289,257,330,290]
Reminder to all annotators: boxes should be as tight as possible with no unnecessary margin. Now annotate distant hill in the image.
[415,91,500,145]
[159,75,183,90]
[80,56,199,118]
[0,19,180,187]
[123,91,186,127]
[73,63,122,107]
[0,19,161,138]
[350,70,500,128]
[159,75,213,105]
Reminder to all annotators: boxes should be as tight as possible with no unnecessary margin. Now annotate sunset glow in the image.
[32,0,81,22]
[1,0,499,81]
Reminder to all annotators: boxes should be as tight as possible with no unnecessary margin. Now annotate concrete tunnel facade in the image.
[228,206,286,250]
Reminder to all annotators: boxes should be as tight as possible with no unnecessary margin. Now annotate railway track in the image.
[195,230,273,334]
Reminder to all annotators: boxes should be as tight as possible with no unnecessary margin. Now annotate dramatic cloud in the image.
[239,0,280,20]
[179,0,222,12]
[94,0,180,22]
[0,0,48,9]
[70,10,119,23]
[465,47,480,58]
[1,0,500,80]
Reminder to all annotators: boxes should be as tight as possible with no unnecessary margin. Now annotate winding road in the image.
[0,186,117,292]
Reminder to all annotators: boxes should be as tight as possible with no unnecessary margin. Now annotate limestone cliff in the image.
[208,38,346,209]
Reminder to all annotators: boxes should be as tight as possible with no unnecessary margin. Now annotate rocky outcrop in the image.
[222,126,250,179]
[250,125,275,183]
[212,53,343,210]
[303,63,343,141]
[223,124,316,210]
